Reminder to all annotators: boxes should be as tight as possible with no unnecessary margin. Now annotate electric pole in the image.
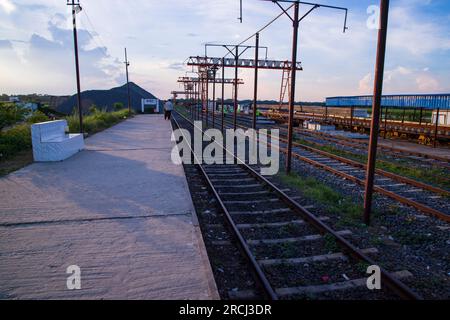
[124,48,131,113]
[67,0,83,133]
[363,0,390,225]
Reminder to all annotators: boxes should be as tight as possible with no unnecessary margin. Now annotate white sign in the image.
[141,98,160,113]
[142,99,158,105]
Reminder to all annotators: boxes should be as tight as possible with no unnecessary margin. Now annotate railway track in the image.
[189,110,450,222]
[261,110,450,142]
[220,111,450,165]
[173,111,421,300]
[292,127,450,169]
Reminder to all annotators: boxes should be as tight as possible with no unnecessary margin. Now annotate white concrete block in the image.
[31,120,84,162]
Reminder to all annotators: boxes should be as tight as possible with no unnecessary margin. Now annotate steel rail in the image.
[293,128,450,165]
[217,113,450,195]
[217,110,450,164]
[175,110,422,300]
[216,114,450,223]
[264,110,450,140]
[171,113,278,300]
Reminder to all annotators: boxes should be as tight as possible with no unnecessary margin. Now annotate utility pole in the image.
[252,33,259,130]
[285,2,299,174]
[67,0,83,133]
[234,46,239,130]
[212,67,217,128]
[124,48,131,113]
[363,0,390,225]
[221,57,225,132]
[267,0,348,174]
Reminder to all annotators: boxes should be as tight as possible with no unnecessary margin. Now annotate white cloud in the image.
[388,6,450,56]
[0,0,15,14]
[359,73,373,94]
[416,74,440,91]
[358,67,442,94]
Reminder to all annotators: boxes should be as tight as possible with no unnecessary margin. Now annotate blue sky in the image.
[0,0,449,101]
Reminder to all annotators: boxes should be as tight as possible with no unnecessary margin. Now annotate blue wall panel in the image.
[326,94,450,110]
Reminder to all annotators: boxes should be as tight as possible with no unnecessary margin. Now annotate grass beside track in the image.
[296,138,450,191]
[278,172,366,228]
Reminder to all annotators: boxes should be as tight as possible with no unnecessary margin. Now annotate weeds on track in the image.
[296,139,450,191]
[278,172,365,228]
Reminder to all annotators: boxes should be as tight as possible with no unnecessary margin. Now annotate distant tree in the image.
[0,102,28,130]
[113,102,124,111]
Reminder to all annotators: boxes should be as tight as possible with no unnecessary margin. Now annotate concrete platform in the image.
[0,115,218,299]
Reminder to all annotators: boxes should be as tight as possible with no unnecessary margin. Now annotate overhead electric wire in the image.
[236,3,294,47]
[203,2,295,67]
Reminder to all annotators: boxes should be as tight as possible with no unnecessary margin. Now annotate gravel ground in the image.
[182,164,262,299]
[275,152,450,299]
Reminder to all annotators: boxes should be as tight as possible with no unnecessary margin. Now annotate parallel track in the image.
[173,111,422,300]
[202,112,450,223]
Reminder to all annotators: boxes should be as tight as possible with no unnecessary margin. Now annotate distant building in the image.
[432,110,450,126]
[326,94,450,110]
[9,96,19,103]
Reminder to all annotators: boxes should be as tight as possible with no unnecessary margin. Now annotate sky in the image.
[0,0,449,102]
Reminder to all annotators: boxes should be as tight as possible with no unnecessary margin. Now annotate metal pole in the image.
[434,108,440,148]
[200,74,204,122]
[401,107,406,124]
[212,68,216,128]
[195,82,199,120]
[252,33,260,130]
[124,48,131,113]
[71,0,83,134]
[206,70,209,127]
[419,107,423,125]
[234,46,239,130]
[350,106,354,132]
[222,58,225,132]
[384,106,389,138]
[363,0,390,226]
[286,2,300,174]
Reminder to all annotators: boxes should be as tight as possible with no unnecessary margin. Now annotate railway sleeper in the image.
[246,230,352,245]
[275,270,413,297]
[258,248,379,266]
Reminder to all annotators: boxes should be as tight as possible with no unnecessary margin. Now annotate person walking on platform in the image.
[164,99,173,120]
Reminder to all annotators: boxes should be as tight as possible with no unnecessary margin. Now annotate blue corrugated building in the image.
[326,94,450,110]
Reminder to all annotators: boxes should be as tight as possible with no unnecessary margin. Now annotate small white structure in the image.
[141,98,160,113]
[432,110,450,126]
[304,121,336,131]
[31,120,84,162]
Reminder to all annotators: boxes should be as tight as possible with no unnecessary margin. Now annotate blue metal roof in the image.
[326,94,450,110]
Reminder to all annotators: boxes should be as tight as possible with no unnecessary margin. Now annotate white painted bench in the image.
[31,120,84,162]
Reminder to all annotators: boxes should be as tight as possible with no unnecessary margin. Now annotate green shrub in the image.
[67,109,132,134]
[26,111,49,124]
[0,124,31,160]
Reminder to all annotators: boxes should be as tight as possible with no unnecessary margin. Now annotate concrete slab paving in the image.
[0,115,218,299]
